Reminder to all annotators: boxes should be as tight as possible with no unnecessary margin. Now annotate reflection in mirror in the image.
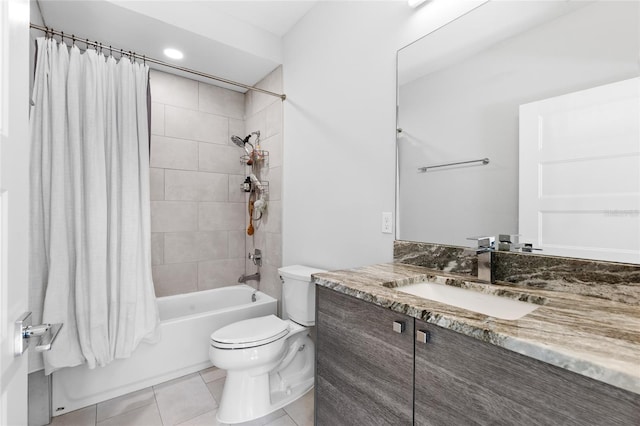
[397,1,639,263]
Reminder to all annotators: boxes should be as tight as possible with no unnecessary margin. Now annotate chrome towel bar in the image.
[418,157,490,172]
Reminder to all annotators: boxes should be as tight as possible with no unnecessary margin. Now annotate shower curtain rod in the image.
[30,23,287,101]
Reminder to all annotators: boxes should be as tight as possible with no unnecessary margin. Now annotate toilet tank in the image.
[279,265,327,326]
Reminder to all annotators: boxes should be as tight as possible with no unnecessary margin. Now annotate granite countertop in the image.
[312,263,640,395]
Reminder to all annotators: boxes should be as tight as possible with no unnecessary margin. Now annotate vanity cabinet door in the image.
[315,286,414,425]
[414,320,640,426]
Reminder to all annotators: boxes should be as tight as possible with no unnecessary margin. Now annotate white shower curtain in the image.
[29,37,159,374]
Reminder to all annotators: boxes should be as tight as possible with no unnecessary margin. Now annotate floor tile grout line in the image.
[174,408,217,426]
[151,382,166,426]
[95,388,157,424]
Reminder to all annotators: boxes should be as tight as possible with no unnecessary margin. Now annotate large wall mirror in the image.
[396,0,639,264]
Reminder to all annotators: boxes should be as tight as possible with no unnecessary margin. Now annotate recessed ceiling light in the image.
[163,48,183,60]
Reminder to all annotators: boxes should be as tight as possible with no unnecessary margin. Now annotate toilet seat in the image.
[211,315,289,349]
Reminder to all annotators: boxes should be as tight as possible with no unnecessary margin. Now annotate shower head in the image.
[231,134,255,150]
[231,134,255,165]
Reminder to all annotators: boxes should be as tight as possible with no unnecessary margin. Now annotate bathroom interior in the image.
[1,0,639,425]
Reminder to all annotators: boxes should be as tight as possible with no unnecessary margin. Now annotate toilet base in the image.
[216,334,314,424]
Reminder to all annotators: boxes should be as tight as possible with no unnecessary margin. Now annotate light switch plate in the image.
[382,212,393,234]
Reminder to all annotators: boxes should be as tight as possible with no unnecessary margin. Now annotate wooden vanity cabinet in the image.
[316,287,640,426]
[414,319,640,426]
[315,286,414,425]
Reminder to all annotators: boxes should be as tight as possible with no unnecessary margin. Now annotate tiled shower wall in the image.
[244,67,284,308]
[149,70,248,297]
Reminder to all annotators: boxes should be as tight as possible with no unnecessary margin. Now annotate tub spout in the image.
[238,272,260,283]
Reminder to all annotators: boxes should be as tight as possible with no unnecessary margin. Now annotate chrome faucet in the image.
[466,236,495,283]
[238,272,261,283]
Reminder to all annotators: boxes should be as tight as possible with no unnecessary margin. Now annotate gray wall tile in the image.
[150,136,198,171]
[199,202,246,231]
[197,172,229,202]
[262,133,282,168]
[199,83,244,120]
[266,232,282,267]
[199,143,244,175]
[165,170,228,202]
[164,232,199,264]
[152,263,198,297]
[262,200,281,234]
[151,102,164,136]
[151,233,164,265]
[197,231,229,261]
[268,167,282,201]
[265,100,283,139]
[165,106,227,144]
[198,259,245,290]
[149,168,165,201]
[148,70,258,299]
[229,230,246,259]
[151,201,198,232]
[245,110,266,141]
[228,119,245,146]
[150,70,198,110]
[259,264,282,315]
[228,175,247,203]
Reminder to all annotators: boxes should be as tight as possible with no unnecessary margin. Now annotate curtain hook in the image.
[72,34,75,47]
[85,38,89,50]
[110,45,113,57]
[60,31,64,44]
[143,55,146,66]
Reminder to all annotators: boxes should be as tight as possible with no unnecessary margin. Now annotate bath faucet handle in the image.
[248,249,262,267]
[466,236,495,251]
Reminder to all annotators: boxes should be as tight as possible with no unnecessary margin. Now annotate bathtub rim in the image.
[157,284,276,323]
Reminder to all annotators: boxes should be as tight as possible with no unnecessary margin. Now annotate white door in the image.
[0,0,31,425]
[519,77,640,263]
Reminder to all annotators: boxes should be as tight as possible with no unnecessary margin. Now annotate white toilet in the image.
[209,265,326,424]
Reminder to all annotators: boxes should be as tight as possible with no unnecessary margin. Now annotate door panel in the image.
[0,1,31,425]
[519,77,640,263]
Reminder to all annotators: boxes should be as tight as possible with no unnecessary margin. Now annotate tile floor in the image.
[50,367,314,426]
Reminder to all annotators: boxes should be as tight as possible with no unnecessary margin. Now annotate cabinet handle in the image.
[392,320,406,334]
[416,329,430,344]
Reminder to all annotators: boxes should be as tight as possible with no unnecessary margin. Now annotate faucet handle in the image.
[466,236,495,249]
[521,243,543,253]
[498,234,519,243]
[498,234,520,251]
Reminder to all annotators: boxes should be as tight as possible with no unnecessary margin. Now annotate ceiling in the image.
[36,1,317,92]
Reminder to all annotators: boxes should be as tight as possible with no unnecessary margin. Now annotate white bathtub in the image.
[51,285,276,416]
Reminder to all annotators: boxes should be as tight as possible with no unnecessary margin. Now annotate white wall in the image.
[281,1,482,270]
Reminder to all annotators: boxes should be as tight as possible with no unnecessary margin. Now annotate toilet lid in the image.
[210,315,289,349]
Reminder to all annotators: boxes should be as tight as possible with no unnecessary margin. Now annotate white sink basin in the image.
[396,282,538,320]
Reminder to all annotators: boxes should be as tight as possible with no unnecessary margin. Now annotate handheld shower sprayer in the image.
[231,134,255,165]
